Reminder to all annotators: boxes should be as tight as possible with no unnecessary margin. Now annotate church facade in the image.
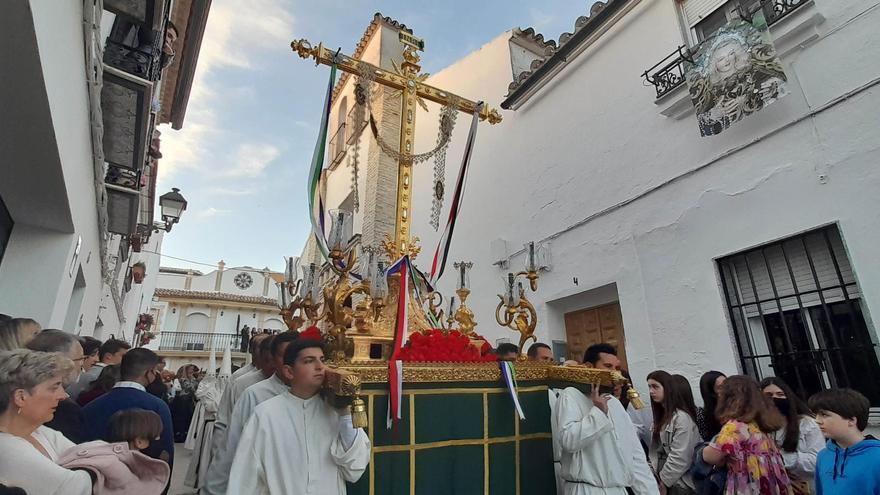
[148,263,283,370]
[311,0,880,423]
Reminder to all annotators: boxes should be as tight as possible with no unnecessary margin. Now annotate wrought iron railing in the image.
[345,104,368,145]
[328,122,346,166]
[157,332,242,352]
[103,38,163,82]
[642,0,809,99]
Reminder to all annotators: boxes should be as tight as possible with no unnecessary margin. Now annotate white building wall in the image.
[120,231,165,331]
[156,271,188,290]
[0,1,104,335]
[401,0,880,392]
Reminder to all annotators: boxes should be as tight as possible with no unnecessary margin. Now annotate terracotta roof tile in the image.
[154,288,278,306]
[505,1,609,98]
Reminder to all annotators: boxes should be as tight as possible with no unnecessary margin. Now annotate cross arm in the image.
[291,38,502,124]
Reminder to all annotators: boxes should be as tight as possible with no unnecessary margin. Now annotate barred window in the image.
[718,225,880,405]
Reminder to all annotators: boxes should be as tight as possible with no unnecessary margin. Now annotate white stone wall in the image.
[0,1,104,335]
[401,0,880,396]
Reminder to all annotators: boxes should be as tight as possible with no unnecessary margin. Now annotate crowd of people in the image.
[0,313,215,494]
[1,310,877,495]
[516,341,879,495]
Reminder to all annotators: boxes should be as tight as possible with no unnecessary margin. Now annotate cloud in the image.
[201,186,258,196]
[190,0,295,97]
[219,143,282,178]
[157,0,295,181]
[194,207,231,219]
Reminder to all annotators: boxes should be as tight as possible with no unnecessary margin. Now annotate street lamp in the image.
[156,187,187,232]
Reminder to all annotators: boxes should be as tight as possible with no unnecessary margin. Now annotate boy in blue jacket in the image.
[808,388,880,494]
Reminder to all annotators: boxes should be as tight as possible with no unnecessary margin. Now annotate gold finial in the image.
[291,39,318,61]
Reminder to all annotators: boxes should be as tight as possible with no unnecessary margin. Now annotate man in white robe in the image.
[201,333,272,495]
[553,343,658,495]
[227,339,370,495]
[184,346,232,489]
[206,332,298,495]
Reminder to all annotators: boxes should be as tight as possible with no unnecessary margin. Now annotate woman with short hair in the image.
[0,349,92,494]
[79,336,102,373]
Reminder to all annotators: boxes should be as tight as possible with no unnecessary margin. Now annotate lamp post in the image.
[156,187,188,232]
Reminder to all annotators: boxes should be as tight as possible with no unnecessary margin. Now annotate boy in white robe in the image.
[202,333,272,495]
[227,339,370,495]
[207,332,298,494]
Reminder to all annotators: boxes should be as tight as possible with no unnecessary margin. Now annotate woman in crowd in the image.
[702,375,792,494]
[648,371,701,494]
[171,364,199,442]
[698,370,727,441]
[760,377,824,494]
[0,318,41,351]
[76,364,120,406]
[0,349,92,494]
[79,336,101,373]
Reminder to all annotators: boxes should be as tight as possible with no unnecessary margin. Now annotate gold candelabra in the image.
[495,242,543,356]
[451,262,479,337]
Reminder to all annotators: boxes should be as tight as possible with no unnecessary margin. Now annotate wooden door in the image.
[563,302,628,368]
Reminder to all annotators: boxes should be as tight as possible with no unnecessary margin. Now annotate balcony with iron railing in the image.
[103,38,164,83]
[642,0,811,100]
[157,331,243,353]
[345,104,368,145]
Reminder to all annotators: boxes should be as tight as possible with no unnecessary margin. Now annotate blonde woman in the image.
[0,349,92,494]
[0,318,41,350]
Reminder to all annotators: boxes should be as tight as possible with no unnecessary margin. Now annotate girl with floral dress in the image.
[702,375,793,495]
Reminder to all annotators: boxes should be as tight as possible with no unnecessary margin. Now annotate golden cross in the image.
[291,38,502,259]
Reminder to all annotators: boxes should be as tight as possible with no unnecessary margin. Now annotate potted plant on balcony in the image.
[131,262,147,284]
[135,313,155,347]
[130,234,143,253]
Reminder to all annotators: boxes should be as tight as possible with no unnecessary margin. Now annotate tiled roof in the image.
[515,27,558,53]
[331,13,413,103]
[505,1,609,98]
[154,288,278,306]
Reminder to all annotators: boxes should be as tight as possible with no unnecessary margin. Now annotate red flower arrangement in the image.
[298,326,323,342]
[396,329,497,363]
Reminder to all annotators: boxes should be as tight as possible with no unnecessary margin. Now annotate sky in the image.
[156,0,594,273]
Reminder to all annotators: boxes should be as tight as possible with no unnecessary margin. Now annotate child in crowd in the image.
[808,389,880,495]
[108,409,167,461]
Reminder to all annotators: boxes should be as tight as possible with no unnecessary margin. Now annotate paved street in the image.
[170,444,196,495]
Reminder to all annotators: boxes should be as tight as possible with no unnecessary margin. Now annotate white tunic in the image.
[227,392,371,495]
[184,374,227,488]
[0,426,92,495]
[549,389,565,495]
[208,373,288,494]
[202,368,267,495]
[555,387,659,495]
[231,363,254,381]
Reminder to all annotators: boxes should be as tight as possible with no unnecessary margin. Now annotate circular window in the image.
[234,272,253,290]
